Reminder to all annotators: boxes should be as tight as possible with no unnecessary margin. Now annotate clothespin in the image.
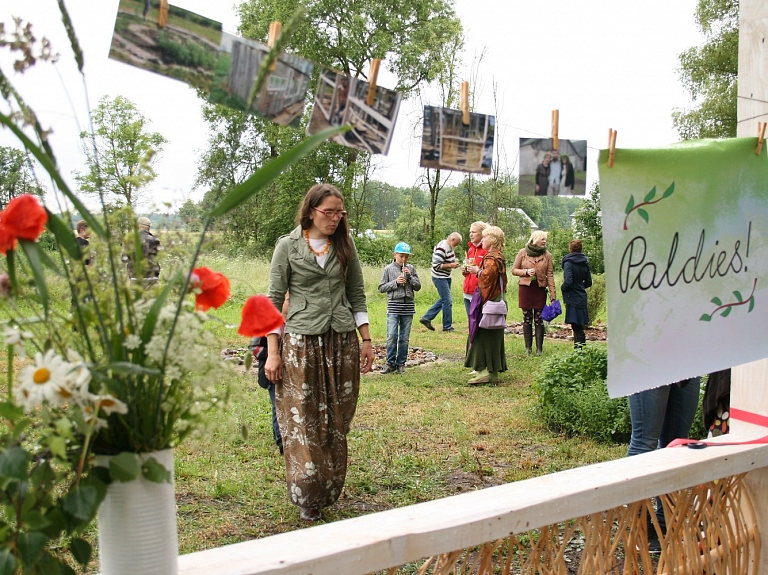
[366,59,381,106]
[460,81,470,125]
[607,129,617,168]
[551,110,559,150]
[757,122,766,155]
[267,21,282,72]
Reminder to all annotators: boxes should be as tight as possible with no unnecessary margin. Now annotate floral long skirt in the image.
[275,329,360,510]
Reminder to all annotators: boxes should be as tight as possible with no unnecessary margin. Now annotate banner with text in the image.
[599,138,768,398]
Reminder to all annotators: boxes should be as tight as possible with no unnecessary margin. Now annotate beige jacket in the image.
[512,248,556,301]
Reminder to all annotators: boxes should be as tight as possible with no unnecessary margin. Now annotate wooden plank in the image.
[177,441,768,575]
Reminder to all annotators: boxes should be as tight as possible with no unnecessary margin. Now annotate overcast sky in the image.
[0,0,704,211]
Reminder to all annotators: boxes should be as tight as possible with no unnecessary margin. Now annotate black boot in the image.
[535,324,544,356]
[523,324,533,354]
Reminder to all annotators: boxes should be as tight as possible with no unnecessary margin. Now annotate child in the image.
[377,242,421,374]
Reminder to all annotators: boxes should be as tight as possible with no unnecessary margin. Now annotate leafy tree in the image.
[177,198,204,232]
[573,182,604,273]
[0,146,44,209]
[76,95,167,208]
[672,0,738,139]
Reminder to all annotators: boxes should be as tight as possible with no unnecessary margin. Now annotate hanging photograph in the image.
[419,106,495,175]
[518,138,588,196]
[109,0,222,92]
[208,32,314,127]
[307,69,402,155]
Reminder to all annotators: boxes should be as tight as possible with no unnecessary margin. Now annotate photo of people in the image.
[307,69,402,155]
[518,138,588,196]
[109,0,222,92]
[208,32,314,127]
[419,106,495,175]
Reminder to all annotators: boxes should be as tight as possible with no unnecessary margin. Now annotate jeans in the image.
[423,277,452,330]
[464,295,472,317]
[267,382,282,448]
[386,314,413,366]
[627,377,701,534]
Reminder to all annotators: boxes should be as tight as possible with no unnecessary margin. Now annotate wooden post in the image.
[733,0,768,571]
[460,81,470,125]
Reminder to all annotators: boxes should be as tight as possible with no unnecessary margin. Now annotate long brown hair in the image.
[297,183,353,281]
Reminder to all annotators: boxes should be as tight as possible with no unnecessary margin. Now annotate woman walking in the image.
[465,226,507,385]
[561,239,592,347]
[512,230,556,355]
[264,184,374,522]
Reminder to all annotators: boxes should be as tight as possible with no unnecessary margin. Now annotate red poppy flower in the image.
[0,194,48,241]
[238,295,284,337]
[0,225,17,255]
[191,267,230,311]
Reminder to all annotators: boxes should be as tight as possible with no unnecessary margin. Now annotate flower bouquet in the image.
[0,4,343,573]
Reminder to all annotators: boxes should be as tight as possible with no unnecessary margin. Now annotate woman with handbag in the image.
[465,226,507,385]
[512,230,557,355]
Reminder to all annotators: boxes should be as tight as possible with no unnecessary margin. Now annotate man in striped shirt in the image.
[420,232,462,332]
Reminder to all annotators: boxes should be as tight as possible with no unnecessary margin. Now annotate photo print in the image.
[518,138,588,196]
[419,106,495,175]
[307,69,402,155]
[209,32,314,127]
[109,0,222,92]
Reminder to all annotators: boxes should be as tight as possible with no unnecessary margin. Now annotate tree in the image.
[76,95,167,208]
[0,147,44,209]
[573,183,604,274]
[672,0,738,139]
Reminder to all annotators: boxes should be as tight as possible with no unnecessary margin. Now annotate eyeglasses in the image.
[313,207,347,219]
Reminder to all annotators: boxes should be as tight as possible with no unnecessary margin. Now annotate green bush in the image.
[533,346,631,443]
[587,274,606,326]
[354,236,396,266]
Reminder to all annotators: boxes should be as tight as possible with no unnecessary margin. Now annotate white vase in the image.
[97,449,178,575]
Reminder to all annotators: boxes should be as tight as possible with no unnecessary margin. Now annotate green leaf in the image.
[62,485,98,521]
[141,456,171,483]
[0,548,15,575]
[244,352,252,372]
[140,276,175,345]
[662,182,675,198]
[749,297,755,313]
[56,0,84,72]
[19,509,49,531]
[109,452,140,482]
[699,314,712,322]
[732,290,743,302]
[710,297,722,306]
[0,447,30,481]
[17,531,48,565]
[45,209,82,260]
[5,250,16,298]
[0,113,104,238]
[0,402,23,421]
[209,125,350,217]
[721,306,732,317]
[105,362,162,377]
[637,208,649,224]
[45,435,68,460]
[69,537,92,566]
[625,195,635,214]
[18,240,49,313]
[643,186,657,202]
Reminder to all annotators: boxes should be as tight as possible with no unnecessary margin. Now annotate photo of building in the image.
[420,106,495,175]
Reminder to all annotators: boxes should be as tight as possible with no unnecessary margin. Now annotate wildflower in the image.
[15,349,73,411]
[124,334,142,350]
[65,349,92,394]
[190,267,230,311]
[92,394,128,416]
[3,326,33,357]
[0,226,16,255]
[0,194,48,241]
[0,273,10,296]
[237,295,284,337]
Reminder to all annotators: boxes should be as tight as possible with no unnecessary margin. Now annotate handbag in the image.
[478,276,507,330]
[541,299,562,322]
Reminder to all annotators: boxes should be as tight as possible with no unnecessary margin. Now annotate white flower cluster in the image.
[13,343,127,430]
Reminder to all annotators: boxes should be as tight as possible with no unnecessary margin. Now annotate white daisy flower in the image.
[92,394,128,416]
[15,349,73,411]
[65,349,92,395]
[3,327,33,358]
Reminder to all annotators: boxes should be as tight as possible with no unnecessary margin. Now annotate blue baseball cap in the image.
[394,242,411,254]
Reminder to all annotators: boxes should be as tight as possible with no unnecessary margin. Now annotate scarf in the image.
[526,243,546,257]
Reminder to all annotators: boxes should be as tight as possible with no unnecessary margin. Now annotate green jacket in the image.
[268,226,368,335]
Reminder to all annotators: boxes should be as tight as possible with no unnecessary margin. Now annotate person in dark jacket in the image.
[534,153,551,196]
[560,239,592,348]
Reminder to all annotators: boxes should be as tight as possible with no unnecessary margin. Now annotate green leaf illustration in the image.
[733,291,743,302]
[625,195,635,214]
[644,186,657,202]
[662,182,675,198]
[721,307,732,317]
[749,297,755,313]
[700,314,712,322]
[710,297,722,306]
[637,208,649,223]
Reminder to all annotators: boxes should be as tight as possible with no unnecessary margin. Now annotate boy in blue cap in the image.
[378,242,421,374]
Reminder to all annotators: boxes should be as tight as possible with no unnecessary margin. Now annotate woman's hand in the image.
[467,264,479,274]
[528,268,536,277]
[360,339,374,374]
[265,353,283,384]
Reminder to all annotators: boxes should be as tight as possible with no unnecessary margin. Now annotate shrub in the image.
[533,346,631,443]
[587,274,606,326]
[354,236,395,266]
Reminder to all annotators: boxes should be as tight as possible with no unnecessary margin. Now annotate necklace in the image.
[304,229,331,256]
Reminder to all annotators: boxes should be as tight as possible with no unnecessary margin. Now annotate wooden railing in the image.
[177,437,768,575]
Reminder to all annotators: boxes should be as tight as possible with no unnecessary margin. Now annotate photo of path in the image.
[109,0,222,91]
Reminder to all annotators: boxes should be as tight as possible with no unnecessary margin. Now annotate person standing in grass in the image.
[461,221,488,318]
[265,183,374,523]
[465,226,508,385]
[561,239,592,348]
[378,242,421,375]
[420,231,462,332]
